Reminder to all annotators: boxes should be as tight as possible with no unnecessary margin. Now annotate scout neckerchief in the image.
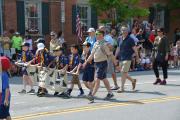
[69,54,74,66]
[22,51,26,62]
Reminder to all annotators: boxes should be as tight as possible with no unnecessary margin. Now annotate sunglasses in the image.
[157,31,161,32]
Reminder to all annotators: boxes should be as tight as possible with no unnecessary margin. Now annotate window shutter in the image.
[72,5,77,34]
[164,7,170,33]
[16,1,25,35]
[149,7,155,24]
[91,7,98,29]
[42,2,50,35]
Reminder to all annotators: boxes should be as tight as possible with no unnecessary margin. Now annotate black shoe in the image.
[54,92,59,96]
[37,92,45,97]
[104,93,114,100]
[63,92,71,98]
[87,95,94,103]
[27,89,35,95]
[18,89,26,94]
[153,79,161,85]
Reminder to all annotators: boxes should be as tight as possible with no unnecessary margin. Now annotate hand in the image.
[136,58,140,64]
[4,99,9,106]
[82,62,87,69]
[116,66,121,72]
[165,55,168,61]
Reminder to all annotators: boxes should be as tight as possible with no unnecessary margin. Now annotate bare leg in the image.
[103,78,112,93]
[92,78,100,96]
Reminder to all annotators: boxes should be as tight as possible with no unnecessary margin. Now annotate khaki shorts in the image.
[120,60,131,73]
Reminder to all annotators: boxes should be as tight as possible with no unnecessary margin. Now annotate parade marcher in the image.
[50,31,60,53]
[29,43,52,96]
[85,28,96,51]
[24,35,33,51]
[11,32,23,54]
[84,29,118,103]
[66,45,84,97]
[17,42,35,94]
[152,28,170,85]
[77,42,95,95]
[99,26,119,90]
[115,26,139,93]
[48,46,69,96]
[0,56,11,120]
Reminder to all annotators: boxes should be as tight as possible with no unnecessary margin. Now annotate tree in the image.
[88,0,149,24]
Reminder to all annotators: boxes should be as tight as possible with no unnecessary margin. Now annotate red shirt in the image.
[149,34,155,43]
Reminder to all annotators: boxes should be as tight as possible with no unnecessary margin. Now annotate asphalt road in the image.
[9,69,180,120]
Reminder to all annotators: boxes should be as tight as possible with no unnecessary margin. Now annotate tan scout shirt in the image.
[90,40,115,63]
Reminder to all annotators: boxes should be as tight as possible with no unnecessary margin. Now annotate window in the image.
[78,5,91,32]
[25,1,41,35]
[156,10,164,28]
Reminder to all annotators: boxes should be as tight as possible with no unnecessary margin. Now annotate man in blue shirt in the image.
[85,28,96,51]
[115,26,140,93]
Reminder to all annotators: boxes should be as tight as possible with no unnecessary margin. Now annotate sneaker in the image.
[104,93,114,100]
[54,92,59,96]
[111,86,120,90]
[117,89,124,93]
[153,79,161,85]
[78,93,85,97]
[27,89,35,94]
[63,92,71,98]
[37,92,45,97]
[160,80,167,85]
[132,79,137,90]
[18,89,26,94]
[87,94,94,103]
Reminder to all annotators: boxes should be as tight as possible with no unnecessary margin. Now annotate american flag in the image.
[76,12,83,42]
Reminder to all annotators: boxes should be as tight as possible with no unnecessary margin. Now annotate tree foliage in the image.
[89,0,149,23]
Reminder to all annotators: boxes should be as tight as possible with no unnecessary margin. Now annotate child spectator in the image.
[0,56,11,120]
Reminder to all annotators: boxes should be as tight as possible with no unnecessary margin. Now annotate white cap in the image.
[99,25,105,29]
[87,28,95,33]
[37,43,45,51]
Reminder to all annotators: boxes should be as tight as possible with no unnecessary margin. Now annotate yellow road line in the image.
[12,96,180,120]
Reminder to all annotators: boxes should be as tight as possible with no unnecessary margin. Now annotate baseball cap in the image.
[21,42,30,47]
[35,38,45,44]
[95,30,104,35]
[15,32,20,35]
[0,56,11,71]
[37,43,45,51]
[87,28,95,33]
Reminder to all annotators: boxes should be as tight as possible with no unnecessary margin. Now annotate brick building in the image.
[0,0,179,46]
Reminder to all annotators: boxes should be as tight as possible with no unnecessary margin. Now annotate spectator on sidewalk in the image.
[11,32,23,54]
[85,28,96,51]
[152,28,170,85]
[1,32,11,58]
